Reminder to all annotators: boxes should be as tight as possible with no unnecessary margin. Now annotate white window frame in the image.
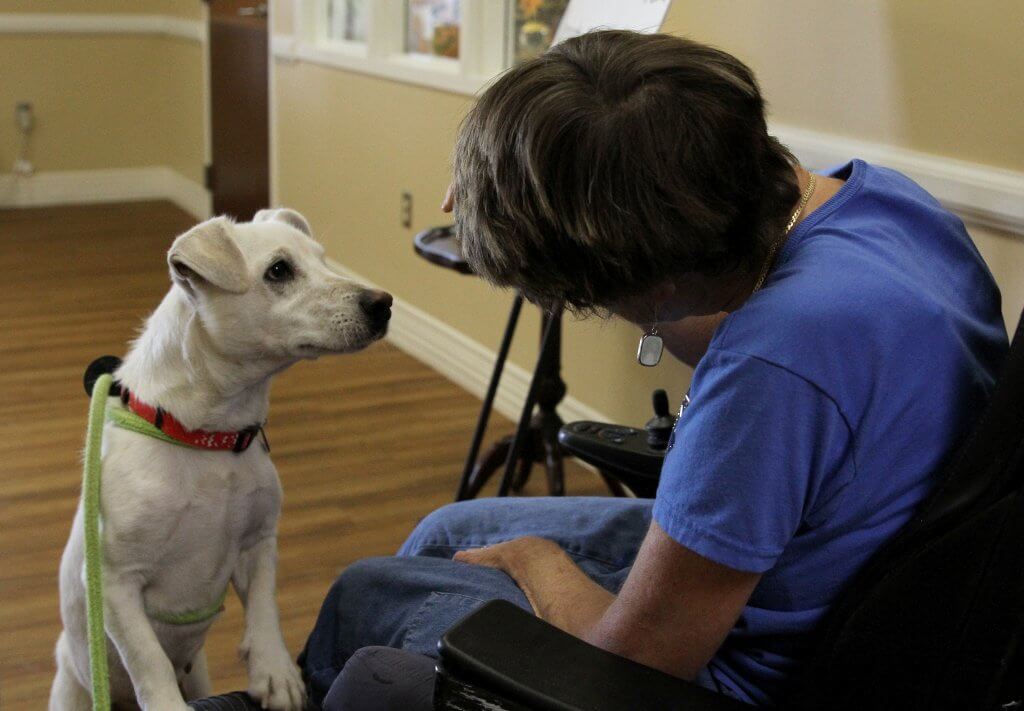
[292,0,509,95]
[318,0,369,56]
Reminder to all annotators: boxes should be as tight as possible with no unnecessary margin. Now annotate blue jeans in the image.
[298,496,724,707]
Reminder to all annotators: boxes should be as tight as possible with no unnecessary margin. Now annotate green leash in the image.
[83,373,112,711]
[82,374,227,710]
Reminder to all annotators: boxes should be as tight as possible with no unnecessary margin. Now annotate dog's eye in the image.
[264,260,294,283]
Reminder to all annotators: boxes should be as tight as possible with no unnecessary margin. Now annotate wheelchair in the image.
[193,306,1024,710]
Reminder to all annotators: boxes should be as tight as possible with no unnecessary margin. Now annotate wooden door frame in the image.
[201,0,276,218]
[202,1,213,217]
[267,1,278,207]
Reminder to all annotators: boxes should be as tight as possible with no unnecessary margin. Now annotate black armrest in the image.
[435,600,750,711]
[187,691,262,710]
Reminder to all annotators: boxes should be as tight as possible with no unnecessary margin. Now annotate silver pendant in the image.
[637,333,664,367]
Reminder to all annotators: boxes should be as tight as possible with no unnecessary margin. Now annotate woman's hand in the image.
[454,536,562,580]
[455,537,614,633]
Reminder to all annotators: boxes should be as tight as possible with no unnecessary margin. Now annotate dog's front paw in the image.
[246,645,306,711]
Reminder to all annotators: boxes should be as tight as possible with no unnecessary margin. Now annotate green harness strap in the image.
[82,375,228,710]
[105,405,185,447]
[147,589,228,626]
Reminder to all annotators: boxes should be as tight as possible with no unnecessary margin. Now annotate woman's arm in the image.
[587,522,760,679]
[454,522,759,680]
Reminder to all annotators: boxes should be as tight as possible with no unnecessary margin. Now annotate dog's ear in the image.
[167,217,250,294]
[253,207,312,237]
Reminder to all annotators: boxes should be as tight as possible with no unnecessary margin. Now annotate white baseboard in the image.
[325,258,611,425]
[0,13,205,43]
[0,167,211,220]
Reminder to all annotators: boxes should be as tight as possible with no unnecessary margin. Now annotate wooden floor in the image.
[0,202,605,708]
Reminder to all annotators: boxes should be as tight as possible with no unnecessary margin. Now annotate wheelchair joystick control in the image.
[645,389,675,450]
[557,390,677,497]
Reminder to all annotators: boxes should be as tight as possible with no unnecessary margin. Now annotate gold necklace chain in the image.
[752,172,817,293]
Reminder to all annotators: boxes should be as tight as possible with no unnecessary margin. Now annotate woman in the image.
[299,30,1007,708]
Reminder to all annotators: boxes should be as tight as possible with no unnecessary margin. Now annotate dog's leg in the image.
[180,647,213,701]
[103,575,190,711]
[50,631,92,711]
[233,536,305,711]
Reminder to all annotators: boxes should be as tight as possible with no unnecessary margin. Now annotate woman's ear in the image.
[253,207,313,237]
[167,217,251,294]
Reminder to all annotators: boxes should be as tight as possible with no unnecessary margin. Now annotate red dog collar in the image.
[123,389,264,453]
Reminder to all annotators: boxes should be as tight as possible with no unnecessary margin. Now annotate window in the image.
[405,0,460,59]
[512,0,569,63]
[292,0,504,94]
[326,0,370,44]
[288,0,668,95]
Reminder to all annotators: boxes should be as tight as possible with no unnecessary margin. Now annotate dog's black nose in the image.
[359,289,393,328]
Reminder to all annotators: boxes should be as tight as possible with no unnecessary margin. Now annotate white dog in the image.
[50,208,392,711]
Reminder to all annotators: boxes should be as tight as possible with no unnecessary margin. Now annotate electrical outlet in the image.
[400,191,413,229]
[15,102,34,134]
[13,102,34,176]
[13,158,33,177]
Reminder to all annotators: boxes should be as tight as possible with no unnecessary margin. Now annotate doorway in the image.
[207,0,270,221]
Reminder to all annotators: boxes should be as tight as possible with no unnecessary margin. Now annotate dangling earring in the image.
[637,308,664,367]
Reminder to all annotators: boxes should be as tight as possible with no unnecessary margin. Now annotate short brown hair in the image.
[453,30,798,311]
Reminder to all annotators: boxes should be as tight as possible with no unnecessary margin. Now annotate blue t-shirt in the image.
[652,160,1008,706]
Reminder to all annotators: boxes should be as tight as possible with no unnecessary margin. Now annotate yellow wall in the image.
[0,2,205,183]
[272,0,1024,425]
[667,0,1024,172]
[0,1,201,18]
[272,0,293,34]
